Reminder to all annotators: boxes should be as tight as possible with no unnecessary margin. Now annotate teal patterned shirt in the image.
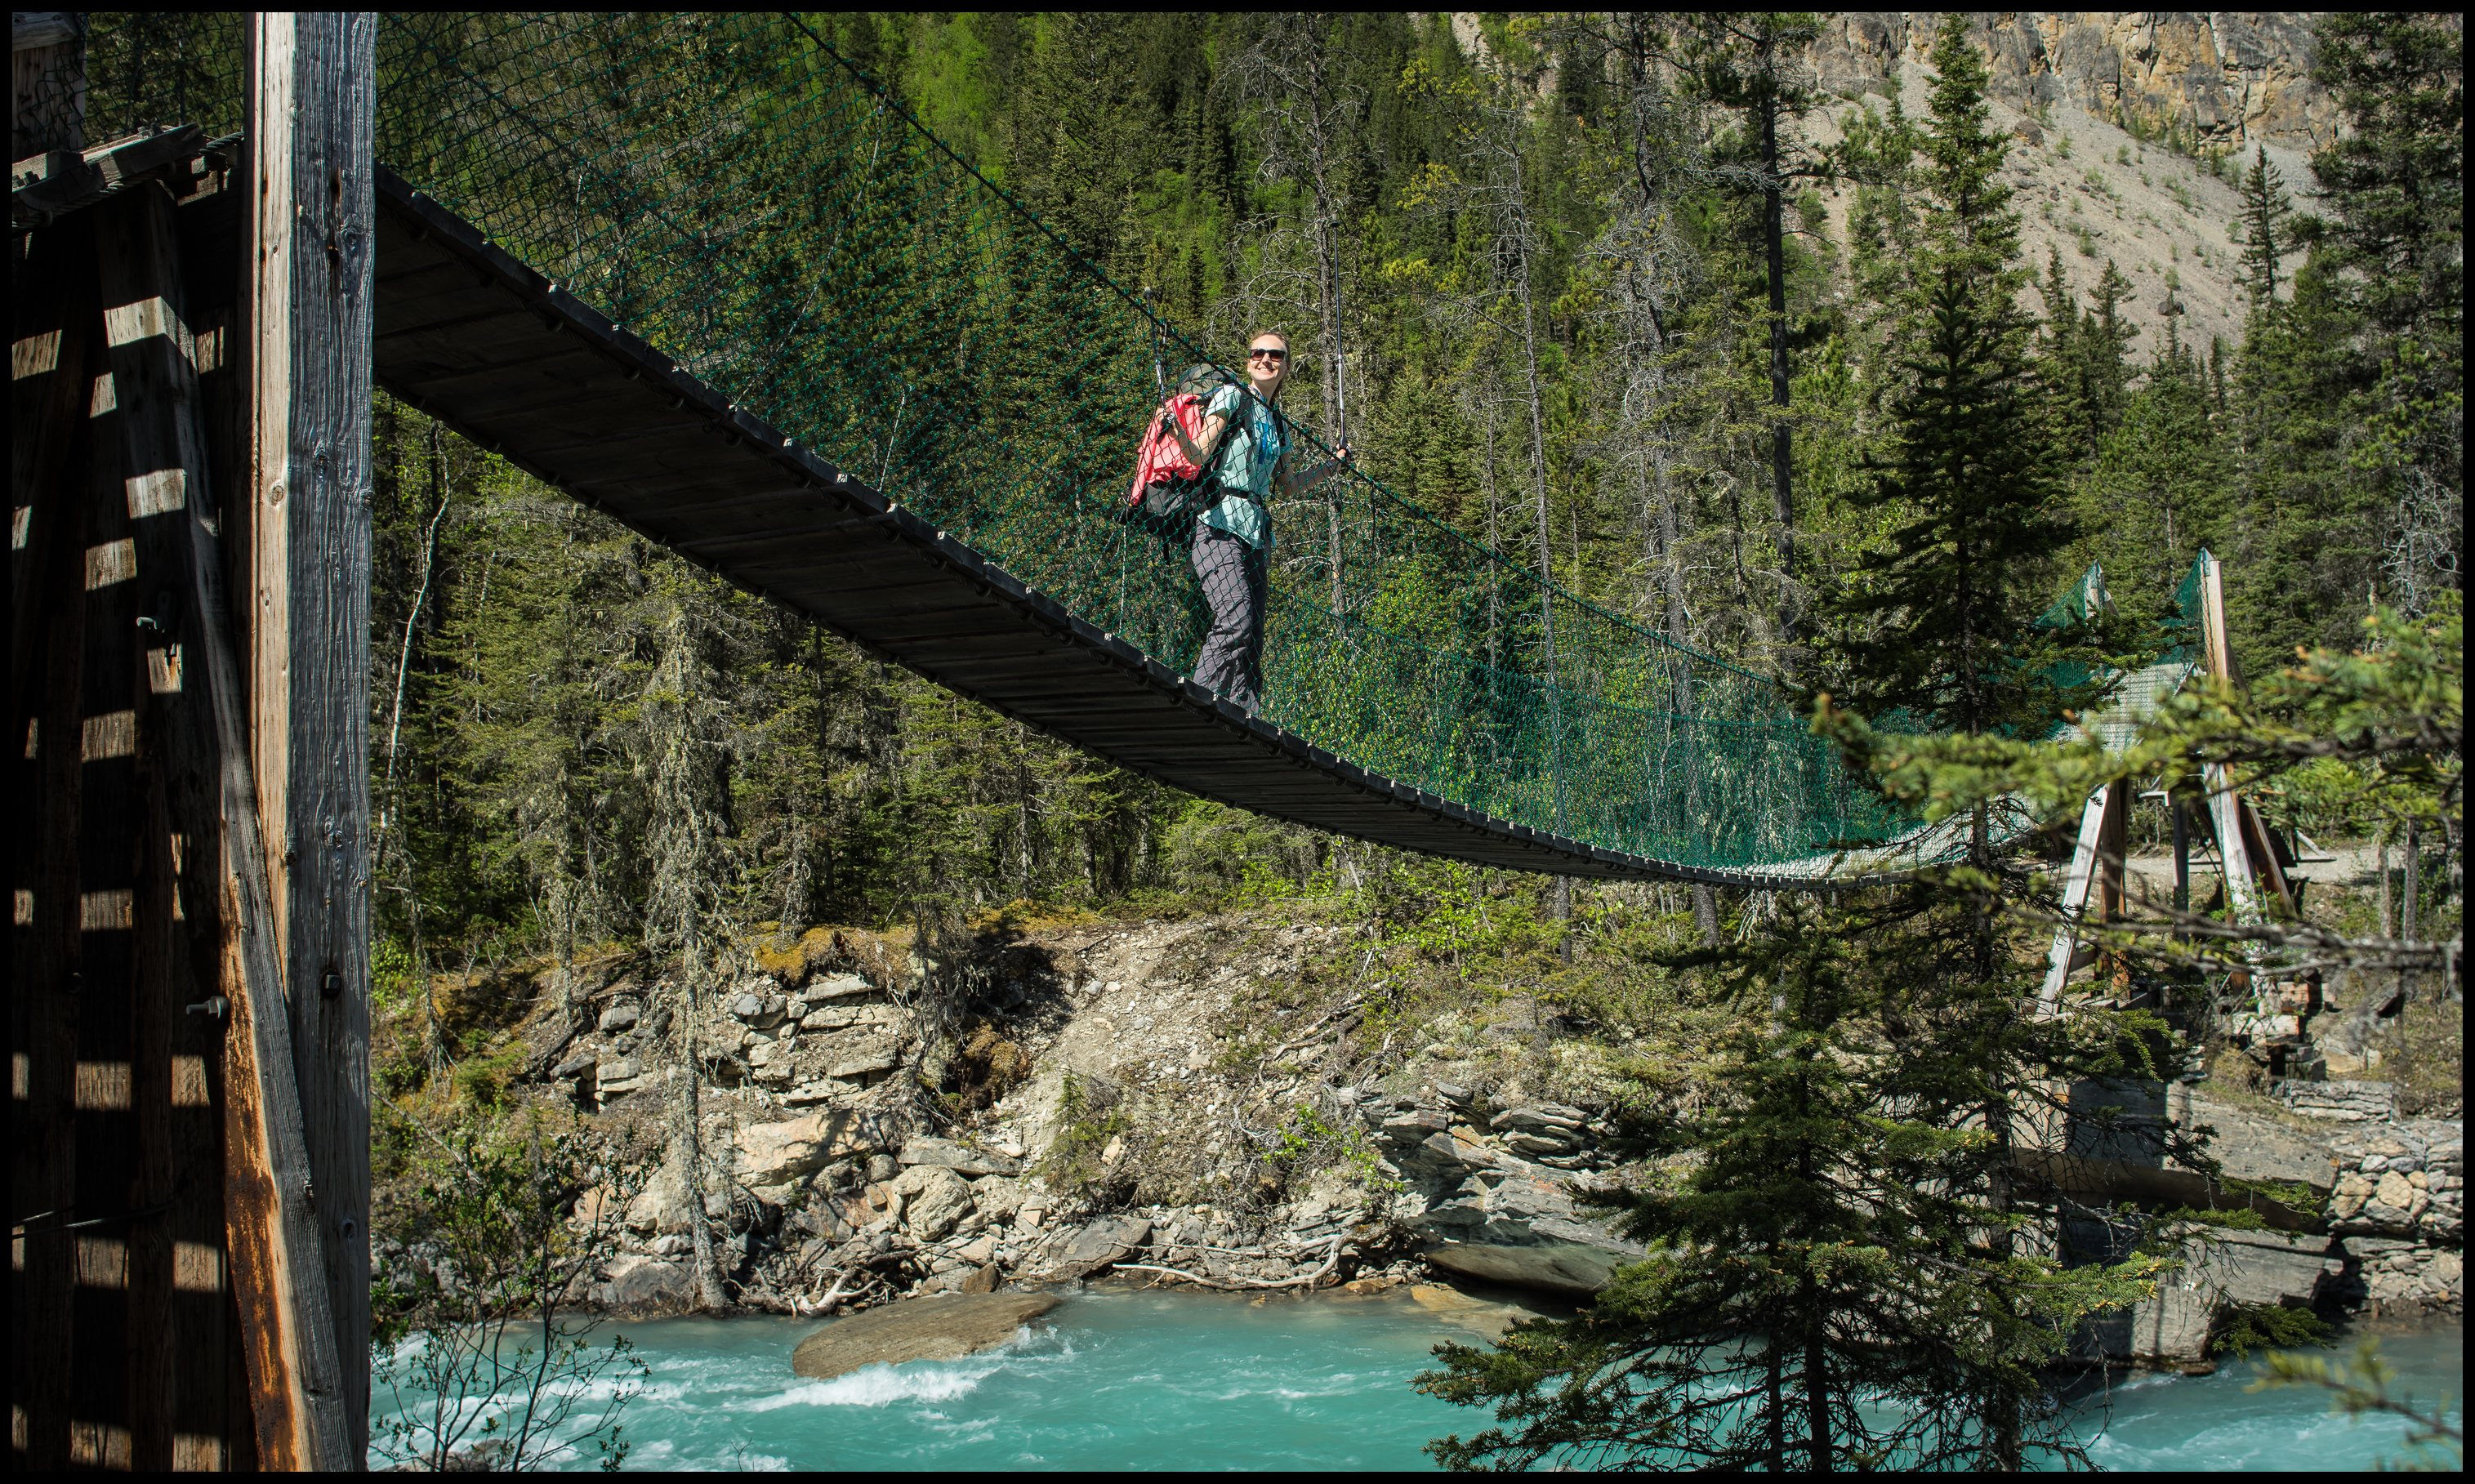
[1198,383,1285,550]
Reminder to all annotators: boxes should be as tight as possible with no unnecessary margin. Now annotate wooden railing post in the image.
[243,11,377,1463]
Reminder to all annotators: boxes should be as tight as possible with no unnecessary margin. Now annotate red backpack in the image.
[1126,363,1239,520]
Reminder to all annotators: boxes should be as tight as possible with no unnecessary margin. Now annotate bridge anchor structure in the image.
[2035,552,2320,1070]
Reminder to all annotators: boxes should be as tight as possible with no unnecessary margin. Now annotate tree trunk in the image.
[1797,1068,1830,1469]
[1764,1339,1787,1469]
[2402,818,2420,946]
[672,1058,725,1312]
[2377,827,2392,937]
[1506,206,1574,943]
[1510,221,1568,849]
[1692,885,1721,944]
[1760,86,1797,662]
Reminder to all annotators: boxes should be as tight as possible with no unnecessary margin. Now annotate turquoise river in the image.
[373,1293,2463,1471]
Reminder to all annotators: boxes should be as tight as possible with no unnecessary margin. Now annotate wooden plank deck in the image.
[372,168,1802,889]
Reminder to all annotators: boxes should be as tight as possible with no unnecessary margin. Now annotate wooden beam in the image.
[2094,772,2129,995]
[2039,783,2112,1014]
[2237,796,2297,916]
[97,178,353,1471]
[11,197,95,749]
[2196,553,2261,924]
[12,123,209,232]
[13,12,81,50]
[2170,787,2191,913]
[75,247,149,1464]
[243,13,377,1455]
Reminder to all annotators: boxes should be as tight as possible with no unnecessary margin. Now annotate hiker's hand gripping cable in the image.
[1281,444,1353,498]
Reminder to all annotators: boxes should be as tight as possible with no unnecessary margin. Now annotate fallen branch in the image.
[1114,1234,1345,1292]
[793,1268,864,1317]
[1269,998,1367,1061]
[1135,1241,1270,1259]
[795,1263,899,1317]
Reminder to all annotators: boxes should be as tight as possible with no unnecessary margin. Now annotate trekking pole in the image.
[1142,287,1166,395]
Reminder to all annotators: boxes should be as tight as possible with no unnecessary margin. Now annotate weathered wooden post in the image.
[241,11,378,1461]
[12,18,96,1469]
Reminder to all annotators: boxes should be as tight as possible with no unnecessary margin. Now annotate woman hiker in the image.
[1162,331,1353,715]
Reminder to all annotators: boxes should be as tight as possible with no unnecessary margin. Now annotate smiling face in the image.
[1245,333,1288,399]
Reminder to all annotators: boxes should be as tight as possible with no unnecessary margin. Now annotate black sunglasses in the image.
[1247,345,1287,362]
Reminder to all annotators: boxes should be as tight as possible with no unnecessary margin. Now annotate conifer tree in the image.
[2304,11,2462,615]
[2081,343,2231,618]
[2048,256,2137,460]
[2236,145,2293,310]
[1425,23,2155,1473]
[1826,19,2090,754]
[1673,12,1824,657]
[1813,20,2129,1467]
[1419,894,2160,1470]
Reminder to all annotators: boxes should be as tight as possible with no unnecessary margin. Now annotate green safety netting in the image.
[87,11,1924,877]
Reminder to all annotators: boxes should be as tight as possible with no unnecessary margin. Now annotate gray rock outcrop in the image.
[2328,1121,2462,1246]
[899,1136,1022,1178]
[2281,1079,2403,1123]
[1371,1094,1641,1298]
[736,1109,897,1202]
[1802,12,2334,149]
[890,1164,974,1242]
[2179,1089,2339,1192]
[598,1254,696,1314]
[2342,1237,2465,1316]
[1037,1215,1153,1281]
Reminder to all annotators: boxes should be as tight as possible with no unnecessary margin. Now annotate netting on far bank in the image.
[87,11,1915,877]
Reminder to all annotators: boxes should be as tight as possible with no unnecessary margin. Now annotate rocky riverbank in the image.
[395,908,2458,1372]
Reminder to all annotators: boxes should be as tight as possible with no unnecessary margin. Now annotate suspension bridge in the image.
[357,11,1908,888]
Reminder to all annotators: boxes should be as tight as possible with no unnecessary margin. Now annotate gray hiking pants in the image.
[1191,523,1267,712]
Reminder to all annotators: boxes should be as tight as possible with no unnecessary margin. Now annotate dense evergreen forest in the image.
[363,11,2459,987]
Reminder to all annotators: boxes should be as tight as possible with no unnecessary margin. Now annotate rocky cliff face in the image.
[429,898,2455,1361]
[1790,12,2351,362]
[1808,12,2336,149]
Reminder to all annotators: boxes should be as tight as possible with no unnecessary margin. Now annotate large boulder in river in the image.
[791,1290,1059,1379]
[1421,1174,1642,1299]
[2092,1223,2343,1370]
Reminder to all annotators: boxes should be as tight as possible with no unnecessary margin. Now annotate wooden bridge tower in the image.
[11,12,373,1469]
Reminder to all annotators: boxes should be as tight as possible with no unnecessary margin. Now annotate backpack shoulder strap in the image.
[1196,381,1246,477]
